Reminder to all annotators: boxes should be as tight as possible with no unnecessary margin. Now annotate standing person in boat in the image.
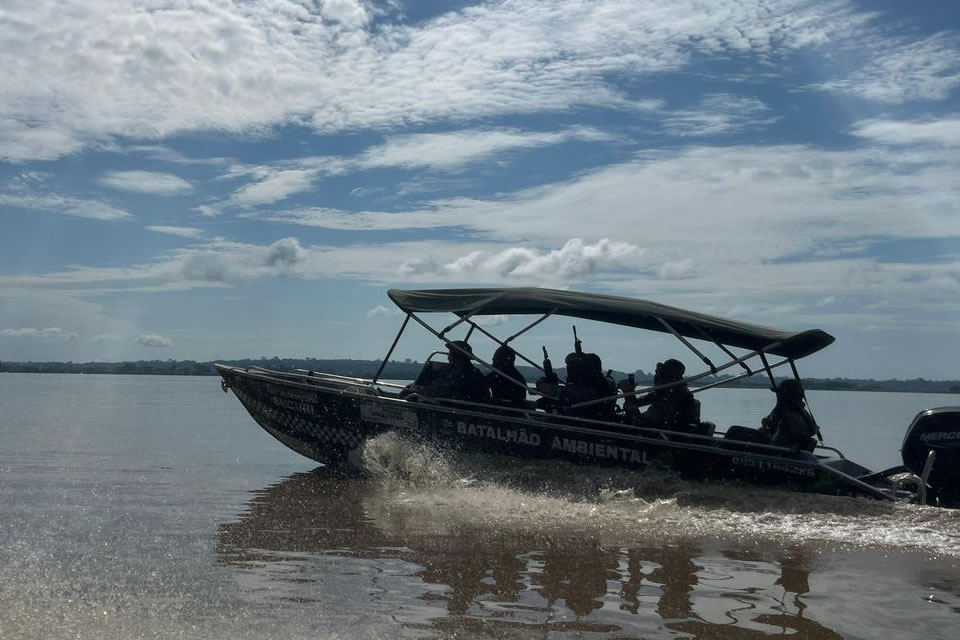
[761,379,819,451]
[634,359,700,431]
[486,344,527,405]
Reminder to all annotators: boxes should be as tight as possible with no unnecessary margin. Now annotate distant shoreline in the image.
[2,358,958,395]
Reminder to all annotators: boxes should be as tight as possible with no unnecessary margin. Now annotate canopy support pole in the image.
[656,317,717,374]
[439,310,480,337]
[372,314,411,384]
[758,351,777,390]
[691,357,791,393]
[504,310,556,344]
[462,318,547,374]
[692,325,752,375]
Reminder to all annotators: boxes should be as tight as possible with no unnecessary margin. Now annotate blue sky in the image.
[1,0,959,379]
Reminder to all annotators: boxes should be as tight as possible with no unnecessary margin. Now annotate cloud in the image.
[474,314,509,327]
[1,327,76,340]
[124,145,231,166]
[852,117,960,146]
[408,238,643,280]
[146,226,205,238]
[815,31,960,103]
[0,0,877,161]
[245,207,453,230]
[366,304,399,318]
[357,127,615,171]
[0,237,316,292]
[662,94,777,136]
[0,193,131,221]
[217,127,615,215]
[99,170,193,195]
[136,333,173,347]
[657,259,697,280]
[320,0,370,28]
[0,118,84,163]
[227,169,318,207]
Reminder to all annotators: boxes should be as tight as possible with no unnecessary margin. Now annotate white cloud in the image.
[414,238,643,280]
[852,117,960,146]
[1,327,76,340]
[218,127,615,214]
[320,0,370,28]
[125,145,231,166]
[0,192,131,220]
[474,314,509,327]
[366,304,399,318]
[0,118,84,163]
[146,226,205,238]
[0,0,877,161]
[663,94,777,136]
[99,170,193,195]
[658,259,697,280]
[228,169,318,207]
[816,32,960,103]
[136,333,173,347]
[245,207,452,230]
[0,237,314,292]
[357,127,614,171]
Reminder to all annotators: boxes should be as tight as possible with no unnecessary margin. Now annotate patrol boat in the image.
[215,288,960,507]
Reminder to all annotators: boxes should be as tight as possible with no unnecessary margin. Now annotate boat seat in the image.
[723,425,772,444]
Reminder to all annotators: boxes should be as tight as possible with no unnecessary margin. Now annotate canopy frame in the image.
[374,287,835,409]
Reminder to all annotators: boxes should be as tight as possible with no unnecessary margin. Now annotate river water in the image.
[1,373,958,639]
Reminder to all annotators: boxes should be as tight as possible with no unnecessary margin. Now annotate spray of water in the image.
[357,433,960,556]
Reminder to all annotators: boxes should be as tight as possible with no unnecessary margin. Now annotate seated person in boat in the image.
[633,359,700,431]
[760,379,819,451]
[486,344,528,404]
[402,340,490,404]
[560,352,617,420]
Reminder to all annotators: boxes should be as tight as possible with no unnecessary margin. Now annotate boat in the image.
[215,287,960,507]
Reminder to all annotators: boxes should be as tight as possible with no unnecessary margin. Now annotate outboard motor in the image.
[901,407,960,507]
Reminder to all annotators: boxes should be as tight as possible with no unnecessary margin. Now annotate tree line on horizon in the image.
[1,357,958,394]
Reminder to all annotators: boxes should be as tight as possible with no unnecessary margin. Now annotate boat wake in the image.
[357,433,960,557]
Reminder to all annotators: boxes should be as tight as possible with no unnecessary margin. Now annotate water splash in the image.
[359,432,456,486]
[356,434,960,556]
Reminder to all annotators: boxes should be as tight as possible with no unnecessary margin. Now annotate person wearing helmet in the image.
[402,340,490,403]
[560,351,617,420]
[435,340,490,403]
[761,379,819,450]
[634,359,700,431]
[486,344,527,404]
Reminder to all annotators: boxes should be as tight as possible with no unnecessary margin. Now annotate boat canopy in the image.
[387,287,834,360]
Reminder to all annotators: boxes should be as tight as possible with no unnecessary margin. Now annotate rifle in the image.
[573,325,582,354]
[542,346,559,384]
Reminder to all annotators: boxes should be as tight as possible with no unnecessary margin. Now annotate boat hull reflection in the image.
[217,470,849,639]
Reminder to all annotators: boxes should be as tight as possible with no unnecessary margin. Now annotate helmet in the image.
[493,344,516,367]
[776,379,805,403]
[656,358,685,383]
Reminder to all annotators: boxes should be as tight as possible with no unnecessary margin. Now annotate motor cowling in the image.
[901,407,960,507]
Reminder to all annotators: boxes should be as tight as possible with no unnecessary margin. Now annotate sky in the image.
[1,0,959,380]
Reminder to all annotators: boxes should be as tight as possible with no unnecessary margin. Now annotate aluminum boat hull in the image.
[217,365,893,502]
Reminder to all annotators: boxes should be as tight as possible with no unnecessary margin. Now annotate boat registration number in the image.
[360,402,419,429]
[731,457,816,477]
